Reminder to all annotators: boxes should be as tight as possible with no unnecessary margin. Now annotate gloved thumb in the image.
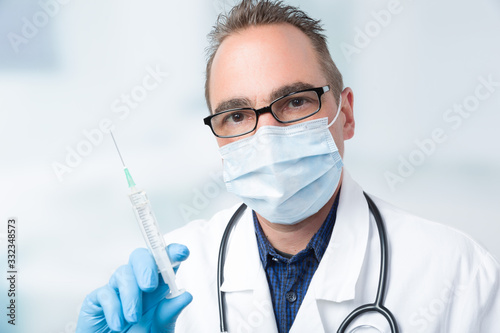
[151,291,193,333]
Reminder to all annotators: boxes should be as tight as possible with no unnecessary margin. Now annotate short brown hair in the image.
[205,0,344,113]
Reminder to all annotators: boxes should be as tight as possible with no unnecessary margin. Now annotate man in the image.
[77,1,500,332]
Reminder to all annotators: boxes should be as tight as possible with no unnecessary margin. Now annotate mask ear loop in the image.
[327,94,342,128]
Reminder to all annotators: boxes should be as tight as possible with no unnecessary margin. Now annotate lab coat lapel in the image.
[314,170,370,301]
[289,294,325,333]
[291,170,370,332]
[220,206,279,333]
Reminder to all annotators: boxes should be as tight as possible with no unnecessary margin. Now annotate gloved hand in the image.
[76,243,192,333]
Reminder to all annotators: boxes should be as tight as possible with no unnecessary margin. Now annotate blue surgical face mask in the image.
[219,97,343,225]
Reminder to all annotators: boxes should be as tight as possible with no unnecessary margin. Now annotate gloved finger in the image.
[152,291,193,333]
[129,247,158,292]
[166,243,190,272]
[136,244,189,312]
[76,288,107,332]
[86,285,125,332]
[109,265,142,324]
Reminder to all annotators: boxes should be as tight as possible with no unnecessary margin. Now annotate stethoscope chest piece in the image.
[347,325,384,332]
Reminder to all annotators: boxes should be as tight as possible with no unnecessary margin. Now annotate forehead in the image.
[209,23,325,110]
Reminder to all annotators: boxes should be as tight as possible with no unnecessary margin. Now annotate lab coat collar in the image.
[220,169,370,303]
[310,170,370,302]
[289,170,370,333]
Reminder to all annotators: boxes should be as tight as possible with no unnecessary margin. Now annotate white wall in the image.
[0,0,498,332]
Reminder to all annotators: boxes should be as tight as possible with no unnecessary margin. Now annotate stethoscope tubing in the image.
[217,203,247,333]
[337,193,399,332]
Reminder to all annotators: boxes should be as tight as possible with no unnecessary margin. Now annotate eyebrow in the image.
[213,97,252,114]
[269,82,315,102]
[213,81,316,114]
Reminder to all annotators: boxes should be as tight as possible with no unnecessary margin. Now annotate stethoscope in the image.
[217,193,399,333]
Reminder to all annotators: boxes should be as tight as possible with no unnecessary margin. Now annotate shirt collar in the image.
[253,189,341,268]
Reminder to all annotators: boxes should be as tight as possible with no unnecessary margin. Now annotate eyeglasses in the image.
[203,85,330,138]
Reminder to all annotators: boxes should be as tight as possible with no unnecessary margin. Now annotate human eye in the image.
[211,110,255,137]
[216,110,256,133]
[277,93,315,114]
[286,96,310,109]
[222,111,248,125]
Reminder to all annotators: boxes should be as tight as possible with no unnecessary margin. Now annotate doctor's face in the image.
[208,23,354,156]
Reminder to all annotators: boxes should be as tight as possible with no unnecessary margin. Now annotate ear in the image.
[340,87,355,140]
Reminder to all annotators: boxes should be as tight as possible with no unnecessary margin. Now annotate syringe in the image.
[110,132,184,299]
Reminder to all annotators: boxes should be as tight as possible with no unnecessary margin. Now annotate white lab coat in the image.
[165,171,500,332]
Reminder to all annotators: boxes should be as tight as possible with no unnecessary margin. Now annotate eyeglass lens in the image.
[211,89,320,137]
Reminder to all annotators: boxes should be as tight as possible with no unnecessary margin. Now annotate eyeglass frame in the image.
[203,85,330,138]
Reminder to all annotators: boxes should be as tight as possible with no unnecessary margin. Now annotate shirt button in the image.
[285,291,297,303]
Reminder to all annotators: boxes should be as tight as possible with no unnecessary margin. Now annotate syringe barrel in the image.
[129,190,166,251]
[129,189,183,298]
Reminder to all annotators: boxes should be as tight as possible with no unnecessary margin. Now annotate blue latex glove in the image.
[76,243,192,333]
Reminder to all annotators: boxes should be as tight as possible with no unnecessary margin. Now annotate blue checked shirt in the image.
[253,192,340,333]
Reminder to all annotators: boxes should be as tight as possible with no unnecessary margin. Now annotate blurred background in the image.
[0,0,499,331]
